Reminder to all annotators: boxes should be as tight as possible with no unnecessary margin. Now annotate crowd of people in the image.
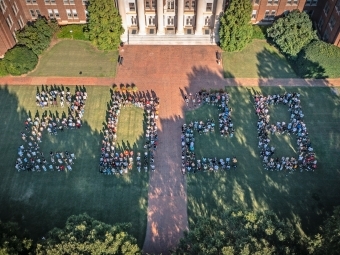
[254,92,317,173]
[99,91,159,175]
[15,86,87,172]
[181,90,237,174]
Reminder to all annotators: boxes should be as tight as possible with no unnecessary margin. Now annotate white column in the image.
[214,0,224,42]
[195,0,205,35]
[118,0,128,41]
[157,0,165,34]
[137,0,146,35]
[177,0,184,35]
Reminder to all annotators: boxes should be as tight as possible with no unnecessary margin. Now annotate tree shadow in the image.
[182,65,340,248]
[0,85,149,248]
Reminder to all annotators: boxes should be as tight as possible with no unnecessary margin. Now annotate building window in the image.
[63,0,68,4]
[12,2,19,15]
[305,0,318,5]
[264,10,270,19]
[192,0,195,8]
[131,16,137,25]
[0,0,7,13]
[30,9,36,18]
[206,3,212,12]
[26,0,31,4]
[254,0,260,4]
[69,0,75,4]
[323,29,330,41]
[205,16,210,26]
[274,0,279,4]
[148,16,155,25]
[36,9,40,16]
[186,16,193,26]
[44,0,49,4]
[185,1,189,9]
[66,9,72,18]
[48,9,54,18]
[51,0,56,4]
[270,10,276,19]
[293,0,298,5]
[329,15,336,30]
[324,2,330,15]
[145,1,150,9]
[54,9,60,18]
[167,16,174,25]
[318,16,324,29]
[167,0,174,11]
[6,15,14,28]
[72,9,78,18]
[252,10,257,19]
[336,0,340,14]
[18,16,24,28]
[267,0,273,5]
[129,3,135,11]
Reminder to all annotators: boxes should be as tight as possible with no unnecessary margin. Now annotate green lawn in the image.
[0,86,147,247]
[29,40,118,77]
[186,87,340,239]
[222,40,297,78]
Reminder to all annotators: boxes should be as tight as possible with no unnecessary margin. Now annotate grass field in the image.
[222,40,297,78]
[185,86,340,239]
[29,40,118,77]
[0,86,148,247]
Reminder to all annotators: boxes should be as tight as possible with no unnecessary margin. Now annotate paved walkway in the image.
[1,45,340,255]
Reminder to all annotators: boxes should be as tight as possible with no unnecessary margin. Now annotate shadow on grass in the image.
[256,47,297,78]
[183,66,340,243]
[0,85,148,248]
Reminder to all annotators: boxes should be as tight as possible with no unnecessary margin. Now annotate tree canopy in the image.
[174,209,302,255]
[219,0,253,52]
[87,0,124,50]
[16,16,58,55]
[0,220,33,254]
[3,46,38,75]
[36,213,140,255]
[308,206,340,255]
[267,10,317,58]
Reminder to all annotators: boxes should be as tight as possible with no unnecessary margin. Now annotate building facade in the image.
[0,0,339,57]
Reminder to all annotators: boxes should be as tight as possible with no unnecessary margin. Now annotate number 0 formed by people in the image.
[99,90,160,175]
[15,86,87,173]
[181,90,237,175]
[254,93,317,173]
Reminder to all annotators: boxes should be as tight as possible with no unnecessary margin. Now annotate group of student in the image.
[181,90,237,174]
[99,91,160,175]
[15,86,88,173]
[254,92,317,173]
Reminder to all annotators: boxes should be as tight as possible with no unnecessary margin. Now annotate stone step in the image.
[126,34,215,45]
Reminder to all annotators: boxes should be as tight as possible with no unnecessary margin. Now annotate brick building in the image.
[0,0,339,57]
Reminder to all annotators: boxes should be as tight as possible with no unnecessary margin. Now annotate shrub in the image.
[57,24,89,40]
[16,16,56,55]
[3,46,38,75]
[0,60,8,76]
[296,40,340,78]
[252,25,269,40]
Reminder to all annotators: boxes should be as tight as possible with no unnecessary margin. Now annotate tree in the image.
[0,220,33,254]
[16,16,58,55]
[87,0,124,50]
[308,206,340,255]
[296,39,340,78]
[267,10,317,58]
[3,46,38,75]
[174,209,303,255]
[36,213,140,255]
[219,0,253,52]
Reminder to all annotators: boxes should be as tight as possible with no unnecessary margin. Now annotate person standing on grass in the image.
[232,156,237,168]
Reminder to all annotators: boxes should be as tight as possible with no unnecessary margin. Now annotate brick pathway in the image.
[1,45,340,255]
